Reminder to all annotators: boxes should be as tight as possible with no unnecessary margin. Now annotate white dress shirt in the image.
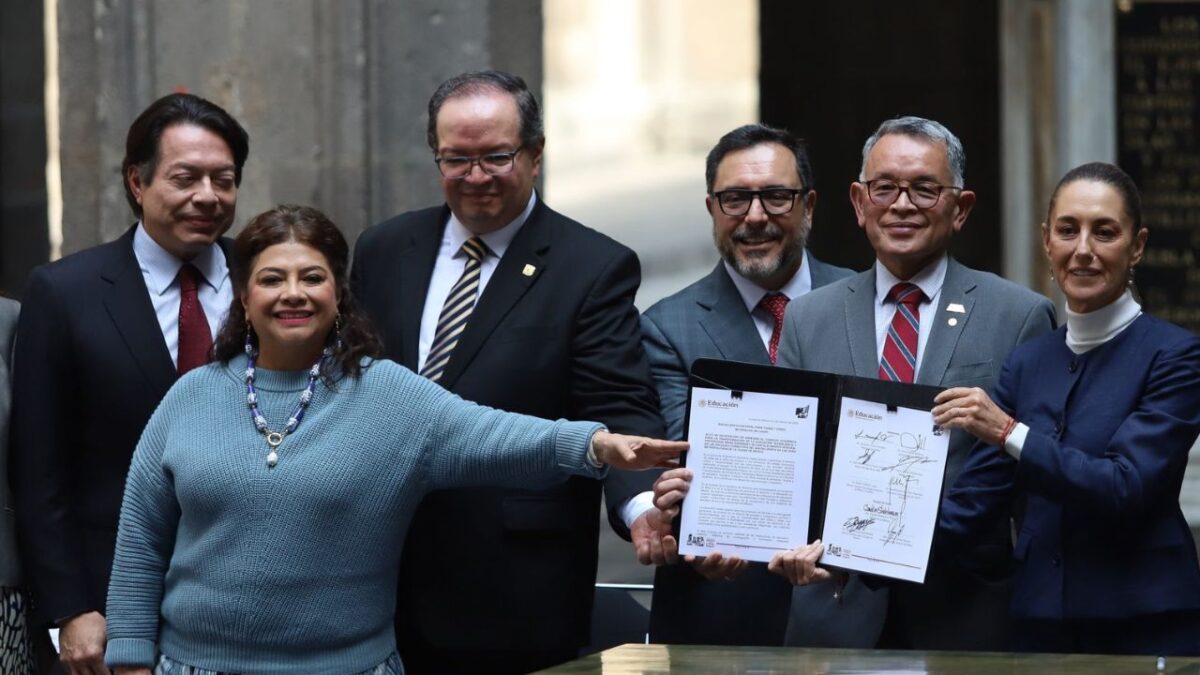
[723,251,814,347]
[873,254,948,377]
[621,252,816,528]
[417,191,537,372]
[132,223,232,368]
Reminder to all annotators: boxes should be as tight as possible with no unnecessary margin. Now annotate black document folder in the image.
[679,357,947,581]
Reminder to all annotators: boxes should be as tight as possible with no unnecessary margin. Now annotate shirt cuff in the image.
[1004,422,1029,460]
[106,637,157,669]
[620,490,656,529]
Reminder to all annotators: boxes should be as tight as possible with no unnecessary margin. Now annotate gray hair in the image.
[858,116,965,187]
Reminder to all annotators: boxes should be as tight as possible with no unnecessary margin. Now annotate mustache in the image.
[731,223,785,243]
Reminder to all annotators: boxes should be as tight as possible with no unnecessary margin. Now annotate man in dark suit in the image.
[9,93,248,675]
[350,70,663,675]
[635,124,854,645]
[775,116,1056,650]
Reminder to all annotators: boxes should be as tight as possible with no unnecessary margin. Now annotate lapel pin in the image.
[947,303,966,314]
[948,317,959,327]
[522,264,537,277]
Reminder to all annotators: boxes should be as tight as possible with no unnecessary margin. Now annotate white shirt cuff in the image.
[1004,422,1029,460]
[620,490,657,529]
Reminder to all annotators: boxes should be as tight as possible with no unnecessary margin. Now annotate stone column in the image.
[50,0,542,256]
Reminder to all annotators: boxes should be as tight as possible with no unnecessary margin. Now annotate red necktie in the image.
[758,293,790,365]
[879,283,923,383]
[177,264,212,374]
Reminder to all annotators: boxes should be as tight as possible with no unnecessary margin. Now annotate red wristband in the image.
[999,416,1017,446]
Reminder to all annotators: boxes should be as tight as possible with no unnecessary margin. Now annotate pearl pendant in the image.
[266,450,278,468]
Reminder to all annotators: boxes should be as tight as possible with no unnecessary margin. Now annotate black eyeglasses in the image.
[712,188,808,216]
[435,147,523,179]
[861,179,962,209]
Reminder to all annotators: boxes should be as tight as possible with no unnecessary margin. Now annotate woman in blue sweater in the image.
[104,205,684,675]
[933,162,1200,655]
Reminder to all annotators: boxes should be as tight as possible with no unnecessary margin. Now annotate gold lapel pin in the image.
[522,264,537,277]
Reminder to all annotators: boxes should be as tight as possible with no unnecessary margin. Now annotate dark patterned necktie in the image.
[421,237,487,383]
[879,282,924,383]
[758,292,790,365]
[177,263,212,374]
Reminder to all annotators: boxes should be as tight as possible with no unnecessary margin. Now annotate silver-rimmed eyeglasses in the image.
[435,147,523,179]
[712,188,808,216]
[861,179,962,209]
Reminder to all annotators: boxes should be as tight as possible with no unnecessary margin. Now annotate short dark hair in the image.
[426,70,543,152]
[212,205,383,380]
[705,124,813,194]
[122,93,250,217]
[1047,161,1143,231]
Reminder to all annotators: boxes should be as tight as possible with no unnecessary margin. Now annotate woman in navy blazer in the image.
[933,162,1200,655]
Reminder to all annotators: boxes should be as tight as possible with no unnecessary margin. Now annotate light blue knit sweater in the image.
[105,355,604,674]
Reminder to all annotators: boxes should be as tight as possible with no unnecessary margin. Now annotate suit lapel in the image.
[101,229,176,398]
[917,258,976,386]
[392,210,445,370]
[696,264,771,365]
[437,202,548,388]
[844,269,880,378]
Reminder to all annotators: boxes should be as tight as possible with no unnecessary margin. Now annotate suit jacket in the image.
[350,199,664,652]
[9,228,227,625]
[641,255,854,646]
[941,314,1200,626]
[776,257,1056,650]
[0,298,20,588]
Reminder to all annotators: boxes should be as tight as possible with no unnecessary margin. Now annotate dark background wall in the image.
[0,0,49,297]
[760,0,1001,274]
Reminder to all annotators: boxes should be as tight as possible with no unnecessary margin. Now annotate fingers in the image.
[768,540,830,586]
[687,551,748,581]
[652,468,692,512]
[596,433,688,470]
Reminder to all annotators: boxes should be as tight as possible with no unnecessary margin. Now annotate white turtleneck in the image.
[1004,289,1142,459]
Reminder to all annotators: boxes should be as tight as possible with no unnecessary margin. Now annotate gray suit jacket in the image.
[777,257,1056,650]
[0,298,20,587]
[643,253,855,645]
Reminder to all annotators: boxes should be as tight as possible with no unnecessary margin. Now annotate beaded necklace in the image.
[244,343,330,468]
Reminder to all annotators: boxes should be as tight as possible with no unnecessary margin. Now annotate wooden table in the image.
[541,644,1200,674]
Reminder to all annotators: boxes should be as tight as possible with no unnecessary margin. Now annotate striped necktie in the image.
[878,282,924,383]
[421,236,487,383]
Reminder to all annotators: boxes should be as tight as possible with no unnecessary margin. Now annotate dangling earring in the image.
[333,314,344,353]
[1127,266,1136,287]
[243,320,257,356]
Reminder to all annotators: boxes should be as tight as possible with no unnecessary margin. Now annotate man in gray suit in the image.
[776,116,1056,650]
[634,124,854,645]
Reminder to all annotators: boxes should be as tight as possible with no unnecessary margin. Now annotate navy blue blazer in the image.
[941,313,1200,621]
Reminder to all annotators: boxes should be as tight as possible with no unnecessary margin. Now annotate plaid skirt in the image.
[154,650,403,675]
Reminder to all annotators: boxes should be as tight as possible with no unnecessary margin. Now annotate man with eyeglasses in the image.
[773,116,1055,651]
[351,70,663,674]
[632,124,853,646]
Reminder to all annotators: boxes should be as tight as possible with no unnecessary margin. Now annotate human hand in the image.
[932,387,1013,446]
[632,507,679,566]
[685,550,749,581]
[113,669,152,675]
[768,540,834,586]
[59,610,110,675]
[592,431,687,470]
[651,467,692,520]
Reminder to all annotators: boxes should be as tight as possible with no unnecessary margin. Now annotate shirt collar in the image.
[445,190,538,260]
[874,253,947,305]
[723,250,814,313]
[133,222,228,296]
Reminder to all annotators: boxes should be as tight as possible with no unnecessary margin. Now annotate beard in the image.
[716,222,806,284]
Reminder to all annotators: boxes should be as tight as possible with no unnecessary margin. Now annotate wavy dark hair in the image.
[212,205,382,379]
